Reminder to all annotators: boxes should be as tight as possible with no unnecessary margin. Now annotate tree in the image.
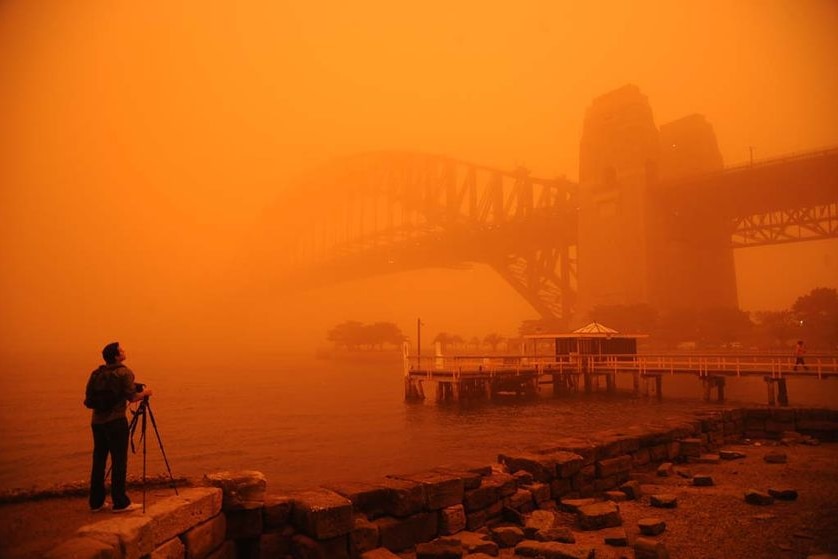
[366,322,406,349]
[326,321,365,350]
[483,333,506,352]
[753,311,797,349]
[792,287,838,349]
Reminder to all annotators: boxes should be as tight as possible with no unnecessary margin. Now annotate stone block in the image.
[150,537,185,559]
[182,514,226,559]
[433,466,484,490]
[504,488,533,511]
[389,471,464,511]
[291,488,353,539]
[692,475,714,487]
[549,478,573,499]
[638,517,666,536]
[415,539,463,559]
[262,495,292,529]
[523,509,558,538]
[679,438,702,458]
[499,453,556,482]
[650,494,677,508]
[697,454,720,464]
[351,515,380,554]
[648,444,668,462]
[203,471,266,510]
[534,526,575,543]
[764,451,788,464]
[45,536,118,559]
[513,540,595,558]
[513,470,535,486]
[593,476,619,492]
[259,530,292,559]
[145,487,223,547]
[291,533,349,559]
[225,506,262,539]
[439,504,466,535]
[491,525,524,548]
[768,487,798,501]
[361,548,402,559]
[619,480,641,500]
[558,498,595,513]
[604,491,626,502]
[324,481,391,519]
[204,541,234,559]
[602,527,628,546]
[744,490,774,506]
[632,448,651,466]
[719,450,746,460]
[521,482,551,504]
[634,537,669,559]
[577,501,622,531]
[374,512,438,551]
[77,515,154,559]
[440,531,499,556]
[665,441,681,459]
[378,477,425,518]
[595,455,632,479]
[656,463,673,477]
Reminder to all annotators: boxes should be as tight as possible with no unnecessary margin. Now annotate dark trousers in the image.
[89,417,131,509]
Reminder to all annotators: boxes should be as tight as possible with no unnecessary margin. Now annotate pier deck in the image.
[404,353,838,404]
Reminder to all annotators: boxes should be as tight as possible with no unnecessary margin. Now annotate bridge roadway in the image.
[403,353,838,404]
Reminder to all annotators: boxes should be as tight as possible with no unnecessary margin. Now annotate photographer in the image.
[84,342,152,513]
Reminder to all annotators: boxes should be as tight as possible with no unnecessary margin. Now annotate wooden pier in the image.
[403,353,838,405]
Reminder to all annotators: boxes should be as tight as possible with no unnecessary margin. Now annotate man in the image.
[85,342,153,513]
[793,340,808,371]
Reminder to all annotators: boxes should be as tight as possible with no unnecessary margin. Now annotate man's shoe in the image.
[90,503,108,512]
[112,503,141,514]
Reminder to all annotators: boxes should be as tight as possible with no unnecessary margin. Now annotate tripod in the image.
[127,396,178,512]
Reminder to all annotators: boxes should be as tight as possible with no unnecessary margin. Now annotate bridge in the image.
[268,86,838,325]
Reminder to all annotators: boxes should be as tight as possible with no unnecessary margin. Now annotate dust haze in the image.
[1,1,837,373]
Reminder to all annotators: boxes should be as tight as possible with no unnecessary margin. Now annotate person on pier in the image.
[793,340,808,371]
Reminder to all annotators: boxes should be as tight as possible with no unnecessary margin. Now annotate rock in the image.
[290,488,354,539]
[679,438,702,458]
[596,456,633,478]
[692,475,714,487]
[752,513,776,521]
[558,498,596,513]
[416,539,463,559]
[514,540,595,559]
[389,471,465,511]
[674,467,692,479]
[374,512,439,551]
[768,488,798,501]
[604,491,627,502]
[439,505,467,535]
[744,490,774,506]
[720,450,746,460]
[361,548,402,559]
[45,536,118,559]
[634,536,670,559]
[523,510,558,538]
[764,451,788,464]
[490,525,524,547]
[650,494,677,509]
[352,515,380,554]
[601,527,628,546]
[577,501,622,531]
[202,471,266,510]
[440,531,498,556]
[535,526,575,544]
[696,454,720,464]
[638,518,666,536]
[656,462,673,477]
[619,480,641,500]
[263,495,293,529]
[464,554,497,559]
[521,483,551,504]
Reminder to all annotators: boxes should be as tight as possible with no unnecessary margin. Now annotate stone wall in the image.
[46,406,838,559]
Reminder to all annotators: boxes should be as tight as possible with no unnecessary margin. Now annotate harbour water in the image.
[0,353,835,494]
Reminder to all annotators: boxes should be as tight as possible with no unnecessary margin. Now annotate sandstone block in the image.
[378,477,425,518]
[744,490,774,506]
[491,525,524,547]
[593,476,618,492]
[291,488,353,539]
[352,515,380,554]
[679,438,702,458]
[204,540,234,559]
[513,540,595,558]
[768,487,798,501]
[389,471,464,510]
[632,448,651,466]
[719,450,746,460]
[504,488,533,511]
[535,526,575,543]
[434,466,484,490]
[374,512,438,551]
[499,453,557,482]
[203,471,266,510]
[650,494,677,508]
[416,539,463,559]
[619,480,641,500]
[45,536,118,559]
[523,509,559,538]
[577,501,622,531]
[521,482,551,504]
[649,444,668,462]
[77,515,154,559]
[439,504,466,535]
[604,491,626,502]
[324,481,391,519]
[259,530,292,559]
[602,527,628,546]
[558,498,595,513]
[182,514,225,559]
[513,470,535,485]
[291,533,349,559]
[440,531,498,555]
[634,537,670,559]
[262,495,292,529]
[150,537,184,559]
[666,441,681,459]
[225,506,262,539]
[595,455,632,479]
[145,487,223,547]
[764,451,788,464]
[692,475,714,487]
[638,518,666,536]
[549,478,573,499]
[361,548,402,559]
[656,463,673,477]
[697,454,720,464]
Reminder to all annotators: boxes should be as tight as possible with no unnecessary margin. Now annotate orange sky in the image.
[1,1,837,367]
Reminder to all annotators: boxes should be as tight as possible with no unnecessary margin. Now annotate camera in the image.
[135,382,146,393]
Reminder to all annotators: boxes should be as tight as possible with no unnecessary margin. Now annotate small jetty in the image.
[403,322,838,405]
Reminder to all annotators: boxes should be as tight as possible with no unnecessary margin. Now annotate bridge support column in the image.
[583,373,593,394]
[606,372,616,393]
[702,376,726,402]
[644,373,663,400]
[633,371,641,397]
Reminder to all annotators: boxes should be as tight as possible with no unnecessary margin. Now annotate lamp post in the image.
[417,318,423,370]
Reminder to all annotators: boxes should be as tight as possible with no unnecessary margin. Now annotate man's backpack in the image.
[84,367,125,412]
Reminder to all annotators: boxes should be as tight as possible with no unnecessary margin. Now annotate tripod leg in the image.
[142,403,147,513]
[145,403,179,495]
